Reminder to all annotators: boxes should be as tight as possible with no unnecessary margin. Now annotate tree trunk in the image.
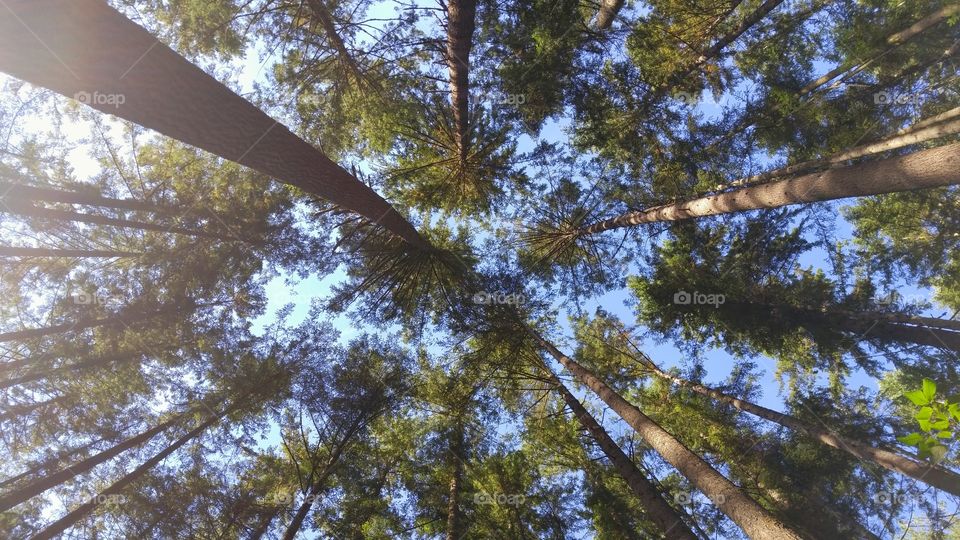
[304,0,366,85]
[32,405,230,540]
[2,198,238,242]
[593,0,626,30]
[0,413,182,512]
[690,0,785,68]
[632,349,960,496]
[445,422,465,540]
[0,437,108,490]
[581,142,960,235]
[0,302,184,343]
[0,396,67,423]
[0,351,134,390]
[445,0,477,165]
[529,328,804,540]
[548,371,698,539]
[0,0,430,250]
[247,506,282,539]
[0,246,140,258]
[0,180,179,214]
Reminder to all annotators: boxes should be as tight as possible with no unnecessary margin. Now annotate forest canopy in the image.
[0,0,959,538]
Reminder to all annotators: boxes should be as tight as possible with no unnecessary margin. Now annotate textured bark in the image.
[445,423,465,540]
[799,4,960,95]
[0,302,184,343]
[445,0,477,164]
[529,328,803,540]
[3,199,238,242]
[0,246,140,258]
[305,0,366,85]
[0,0,429,249]
[549,371,698,539]
[32,405,230,540]
[633,350,960,496]
[593,0,626,30]
[581,142,960,234]
[0,414,181,512]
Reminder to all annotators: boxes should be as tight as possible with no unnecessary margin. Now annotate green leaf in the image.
[905,389,931,406]
[916,407,933,420]
[919,418,932,431]
[923,379,937,401]
[930,444,949,463]
[949,403,960,422]
[932,419,950,431]
[937,431,953,439]
[898,433,923,445]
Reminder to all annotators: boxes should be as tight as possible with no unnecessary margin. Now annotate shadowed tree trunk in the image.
[0,351,136,390]
[547,369,699,539]
[0,302,187,343]
[580,142,960,235]
[445,0,477,165]
[445,422,465,540]
[528,327,804,540]
[0,180,180,214]
[0,396,67,423]
[0,246,140,258]
[0,413,183,512]
[0,437,114,490]
[305,0,366,85]
[628,346,960,496]
[593,0,626,30]
[32,404,233,540]
[0,0,429,250]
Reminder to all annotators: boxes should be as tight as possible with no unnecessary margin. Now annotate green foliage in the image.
[898,379,960,462]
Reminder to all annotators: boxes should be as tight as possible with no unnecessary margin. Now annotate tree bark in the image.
[445,422,465,540]
[580,142,960,235]
[0,351,134,390]
[0,396,67,423]
[0,246,140,258]
[304,0,366,85]
[0,413,182,512]
[0,302,184,343]
[593,0,626,30]
[630,348,960,497]
[548,370,698,539]
[445,0,477,164]
[32,405,230,540]
[0,180,179,214]
[0,0,430,250]
[528,328,803,540]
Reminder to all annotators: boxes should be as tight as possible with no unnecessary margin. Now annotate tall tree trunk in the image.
[445,0,477,165]
[0,246,140,258]
[0,0,430,250]
[528,328,804,540]
[630,347,960,496]
[593,0,626,30]
[0,351,134,390]
[0,437,109,490]
[0,302,185,343]
[248,506,282,539]
[445,422,465,540]
[0,396,67,423]
[0,413,182,512]
[2,199,238,242]
[547,370,699,539]
[304,0,366,85]
[689,0,785,68]
[32,404,232,540]
[0,180,179,214]
[580,142,960,235]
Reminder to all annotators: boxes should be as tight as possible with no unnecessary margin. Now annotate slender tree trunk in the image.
[0,302,184,343]
[0,351,134,390]
[799,4,960,94]
[445,422,465,540]
[304,0,366,85]
[528,328,804,540]
[0,437,107,490]
[631,349,960,496]
[445,0,477,165]
[32,405,231,540]
[0,396,67,423]
[548,371,698,539]
[2,199,239,242]
[0,414,182,512]
[0,0,430,250]
[0,246,139,258]
[593,0,626,30]
[580,142,960,235]
[248,506,282,539]
[689,0,785,68]
[0,180,178,214]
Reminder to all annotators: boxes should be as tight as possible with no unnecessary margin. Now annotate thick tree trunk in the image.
[445,0,477,164]
[631,348,960,496]
[32,405,230,540]
[0,246,140,258]
[529,328,803,540]
[445,423,465,540]
[593,0,626,30]
[581,142,960,234]
[304,0,366,85]
[0,302,184,343]
[0,414,182,512]
[549,371,698,539]
[0,0,430,250]
[2,199,238,242]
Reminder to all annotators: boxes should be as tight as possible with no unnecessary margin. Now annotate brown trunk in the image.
[304,0,366,85]
[581,142,960,235]
[0,437,108,490]
[593,0,626,30]
[32,404,231,540]
[548,371,698,539]
[0,413,182,512]
[0,246,140,258]
[0,396,67,423]
[445,0,477,164]
[0,302,184,343]
[0,180,179,214]
[632,348,960,496]
[0,351,134,390]
[248,506,282,539]
[0,0,429,250]
[687,0,785,72]
[445,423,465,540]
[529,328,803,540]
